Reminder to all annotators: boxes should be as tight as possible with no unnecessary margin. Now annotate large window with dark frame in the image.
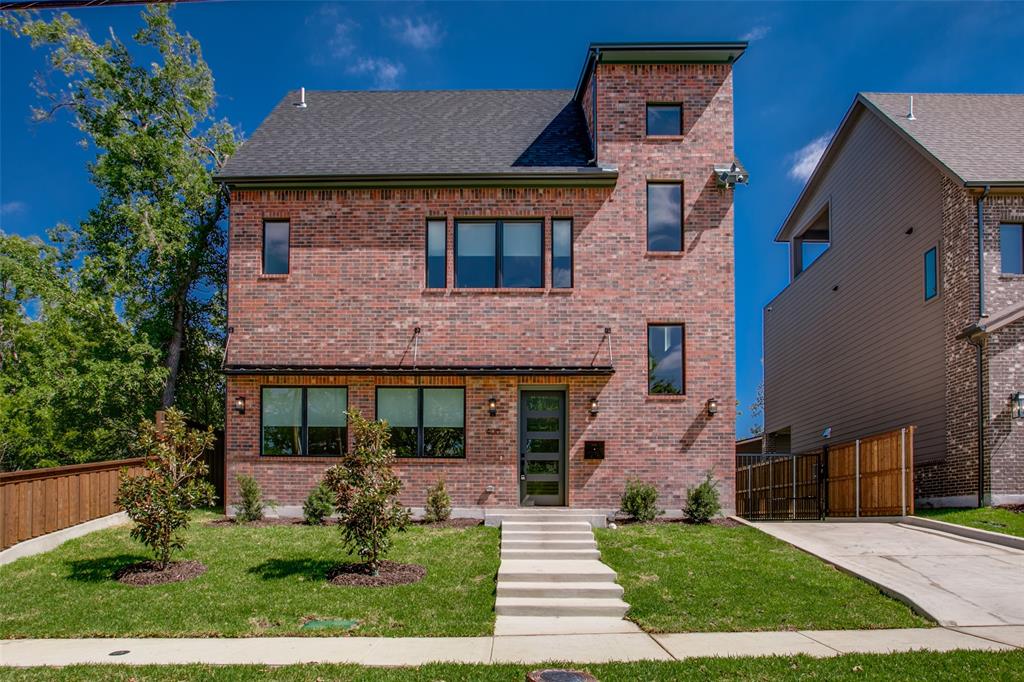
[646,104,682,136]
[552,219,573,288]
[263,220,290,275]
[455,220,542,288]
[426,219,446,288]
[647,183,683,252]
[377,387,465,458]
[1001,224,1024,275]
[648,324,685,395]
[261,386,347,456]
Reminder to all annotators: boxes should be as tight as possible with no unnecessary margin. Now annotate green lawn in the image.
[2,652,1022,681]
[0,514,499,638]
[595,523,929,633]
[917,507,1024,539]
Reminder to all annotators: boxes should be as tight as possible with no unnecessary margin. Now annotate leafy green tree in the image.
[5,6,239,422]
[324,410,410,575]
[116,408,216,569]
[0,233,165,470]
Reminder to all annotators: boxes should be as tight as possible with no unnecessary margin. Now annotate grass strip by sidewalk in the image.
[595,522,929,633]
[917,507,1024,539]
[0,514,498,638]
[1,651,1022,681]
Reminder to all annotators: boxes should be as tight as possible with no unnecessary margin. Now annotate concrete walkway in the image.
[1,627,1021,667]
[753,521,1024,627]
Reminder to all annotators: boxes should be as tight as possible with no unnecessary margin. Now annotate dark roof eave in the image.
[214,170,618,189]
[963,181,1024,188]
[223,365,616,377]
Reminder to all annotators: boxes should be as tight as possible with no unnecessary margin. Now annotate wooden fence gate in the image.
[736,426,915,520]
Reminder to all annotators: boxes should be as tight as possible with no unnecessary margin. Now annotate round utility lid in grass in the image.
[526,671,598,682]
[300,618,359,631]
[108,650,130,657]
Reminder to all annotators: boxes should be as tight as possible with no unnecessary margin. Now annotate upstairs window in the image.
[262,387,347,456]
[377,387,465,458]
[647,104,682,136]
[1001,224,1024,274]
[263,220,290,275]
[426,219,446,288]
[552,219,573,288]
[647,183,683,252]
[924,247,938,300]
[648,324,685,395]
[455,220,542,288]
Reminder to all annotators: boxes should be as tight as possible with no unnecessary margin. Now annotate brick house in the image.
[764,93,1024,507]
[216,43,745,517]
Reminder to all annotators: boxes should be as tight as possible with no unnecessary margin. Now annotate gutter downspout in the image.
[586,48,600,167]
[975,185,990,508]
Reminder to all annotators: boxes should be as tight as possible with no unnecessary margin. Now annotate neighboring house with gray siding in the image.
[764,92,1024,508]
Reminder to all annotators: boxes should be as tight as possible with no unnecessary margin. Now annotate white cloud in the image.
[1,201,27,216]
[385,16,444,49]
[788,133,832,182]
[741,25,771,42]
[348,57,405,89]
[307,5,359,62]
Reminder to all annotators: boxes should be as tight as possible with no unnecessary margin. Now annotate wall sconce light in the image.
[706,397,718,417]
[233,396,246,415]
[589,396,599,415]
[488,397,497,417]
[1012,392,1024,420]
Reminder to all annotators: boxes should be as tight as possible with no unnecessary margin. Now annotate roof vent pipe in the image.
[907,95,916,121]
[294,87,307,109]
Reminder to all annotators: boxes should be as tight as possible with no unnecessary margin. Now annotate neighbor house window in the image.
[552,219,573,288]
[426,219,446,288]
[924,247,938,300]
[456,220,542,288]
[646,104,682,136]
[1001,224,1024,274]
[647,183,682,252]
[262,386,347,456]
[648,324,684,395]
[377,387,465,458]
[263,220,290,275]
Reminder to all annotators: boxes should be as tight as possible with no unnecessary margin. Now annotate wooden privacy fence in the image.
[0,457,147,551]
[736,452,824,520]
[826,426,915,517]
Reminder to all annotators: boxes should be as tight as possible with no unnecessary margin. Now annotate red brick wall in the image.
[225,62,737,512]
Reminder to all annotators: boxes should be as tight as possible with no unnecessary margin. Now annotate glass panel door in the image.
[519,390,565,506]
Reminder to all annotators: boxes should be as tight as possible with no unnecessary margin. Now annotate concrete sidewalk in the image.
[1,626,1021,667]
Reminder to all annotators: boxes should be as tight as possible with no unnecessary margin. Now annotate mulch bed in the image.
[613,516,741,528]
[327,560,426,587]
[413,518,482,528]
[997,504,1024,514]
[115,560,207,586]
[209,517,307,527]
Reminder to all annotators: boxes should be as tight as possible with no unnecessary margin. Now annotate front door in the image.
[519,391,566,506]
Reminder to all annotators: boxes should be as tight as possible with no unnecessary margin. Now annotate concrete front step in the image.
[498,559,618,583]
[495,596,630,618]
[501,522,594,533]
[485,510,609,528]
[501,548,601,561]
[497,581,624,599]
[501,530,595,541]
[502,539,597,550]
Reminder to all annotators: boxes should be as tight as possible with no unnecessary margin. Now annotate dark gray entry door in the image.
[519,391,566,506]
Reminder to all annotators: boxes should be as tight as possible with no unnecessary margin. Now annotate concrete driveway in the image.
[754,521,1024,627]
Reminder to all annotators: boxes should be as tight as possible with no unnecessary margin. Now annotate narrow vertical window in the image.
[426,219,446,288]
[647,183,682,252]
[501,221,542,288]
[1001,224,1024,275]
[263,220,290,275]
[262,387,302,455]
[923,247,938,300]
[306,387,348,455]
[455,222,497,288]
[648,324,684,395]
[377,388,419,457]
[552,219,573,288]
[646,104,682,136]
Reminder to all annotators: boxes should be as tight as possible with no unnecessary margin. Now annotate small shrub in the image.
[424,479,452,523]
[685,471,722,524]
[621,479,660,523]
[324,409,410,575]
[116,408,216,569]
[235,474,266,522]
[303,481,336,525]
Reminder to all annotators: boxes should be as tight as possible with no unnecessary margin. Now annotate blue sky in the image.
[2,1,1023,436]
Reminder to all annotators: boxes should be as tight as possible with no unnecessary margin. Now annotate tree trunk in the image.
[161,292,187,409]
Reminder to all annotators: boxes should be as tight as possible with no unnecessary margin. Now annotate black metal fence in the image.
[736,452,824,521]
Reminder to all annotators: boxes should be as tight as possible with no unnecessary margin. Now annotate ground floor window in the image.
[261,386,347,456]
[648,324,685,395]
[376,386,465,458]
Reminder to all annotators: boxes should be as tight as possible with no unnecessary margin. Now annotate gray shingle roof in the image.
[860,93,1024,185]
[217,89,596,181]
